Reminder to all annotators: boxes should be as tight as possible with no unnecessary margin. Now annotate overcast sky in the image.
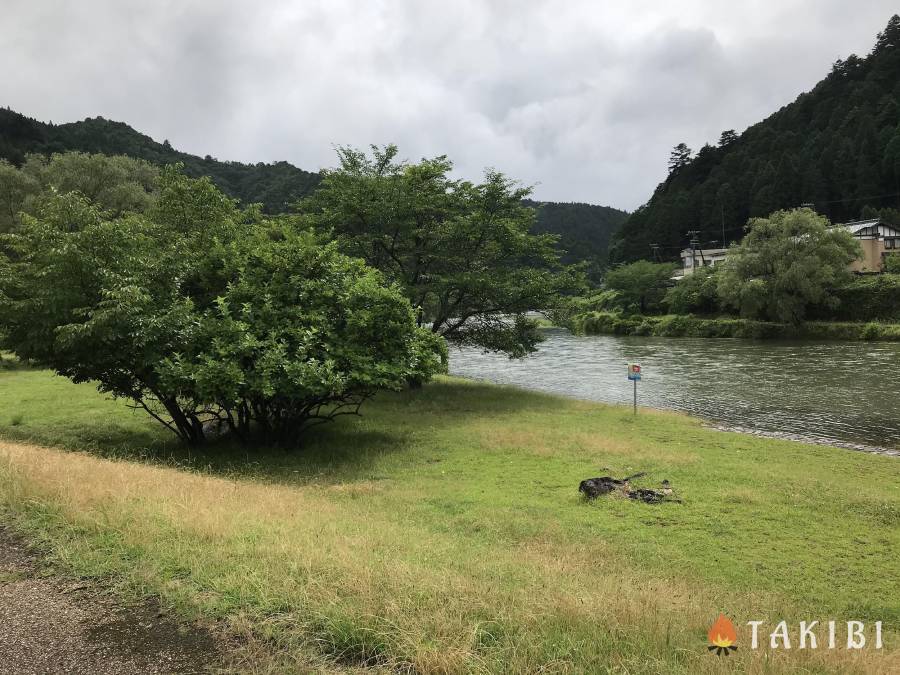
[2,2,897,210]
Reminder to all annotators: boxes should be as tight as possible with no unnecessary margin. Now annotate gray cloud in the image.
[1,0,897,209]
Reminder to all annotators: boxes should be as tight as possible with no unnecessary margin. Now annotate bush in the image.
[816,274,900,321]
[573,312,900,341]
[884,255,900,274]
[664,267,721,315]
[0,168,444,445]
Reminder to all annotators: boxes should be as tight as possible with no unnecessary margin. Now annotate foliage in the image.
[613,15,900,261]
[544,289,623,329]
[663,266,721,315]
[300,145,585,356]
[716,208,859,324]
[812,272,900,321]
[0,159,38,232]
[574,311,900,341]
[885,254,900,273]
[603,260,676,314]
[0,168,442,445]
[0,152,158,232]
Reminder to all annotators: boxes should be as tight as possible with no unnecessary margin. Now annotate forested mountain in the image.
[612,15,900,262]
[524,199,628,278]
[0,108,627,265]
[0,108,321,213]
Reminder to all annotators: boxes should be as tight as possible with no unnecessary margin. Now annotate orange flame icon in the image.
[707,614,738,656]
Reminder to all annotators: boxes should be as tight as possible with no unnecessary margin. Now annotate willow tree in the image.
[717,208,860,324]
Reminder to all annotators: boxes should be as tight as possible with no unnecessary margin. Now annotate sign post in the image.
[627,364,641,414]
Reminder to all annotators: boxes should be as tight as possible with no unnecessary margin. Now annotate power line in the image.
[809,191,900,206]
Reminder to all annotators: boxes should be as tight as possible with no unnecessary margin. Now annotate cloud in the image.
[1,0,897,209]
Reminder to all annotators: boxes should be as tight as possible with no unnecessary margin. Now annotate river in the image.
[449,328,900,455]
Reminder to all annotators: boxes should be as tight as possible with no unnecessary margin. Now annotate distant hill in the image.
[0,107,628,265]
[524,199,628,278]
[612,14,900,262]
[0,108,322,214]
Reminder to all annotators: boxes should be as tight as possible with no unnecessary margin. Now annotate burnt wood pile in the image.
[578,472,679,503]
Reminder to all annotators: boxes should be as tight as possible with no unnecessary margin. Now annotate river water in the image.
[449,328,900,455]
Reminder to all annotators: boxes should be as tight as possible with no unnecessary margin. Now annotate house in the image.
[677,247,728,276]
[673,218,900,279]
[839,218,900,272]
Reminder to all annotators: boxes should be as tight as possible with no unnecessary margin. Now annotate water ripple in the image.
[449,329,900,455]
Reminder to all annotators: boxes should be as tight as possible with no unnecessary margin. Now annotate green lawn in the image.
[0,367,898,673]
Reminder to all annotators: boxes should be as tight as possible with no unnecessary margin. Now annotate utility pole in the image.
[720,203,726,247]
[687,230,701,271]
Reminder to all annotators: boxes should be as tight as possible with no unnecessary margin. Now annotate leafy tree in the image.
[664,266,721,315]
[300,145,584,357]
[717,208,860,324]
[603,260,676,314]
[0,168,443,445]
[668,143,692,174]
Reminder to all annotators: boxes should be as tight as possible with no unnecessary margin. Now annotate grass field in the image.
[0,365,898,673]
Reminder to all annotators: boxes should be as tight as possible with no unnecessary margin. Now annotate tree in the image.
[0,167,443,445]
[21,152,159,217]
[668,143,692,174]
[604,260,676,314]
[718,130,739,147]
[299,145,584,357]
[664,266,721,315]
[717,208,860,324]
[0,159,38,231]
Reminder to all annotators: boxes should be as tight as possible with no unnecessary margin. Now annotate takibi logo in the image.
[707,614,738,656]
[705,616,885,654]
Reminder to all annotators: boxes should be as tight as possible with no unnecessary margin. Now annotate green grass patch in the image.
[0,369,898,673]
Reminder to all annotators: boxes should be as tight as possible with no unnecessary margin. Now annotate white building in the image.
[677,247,728,276]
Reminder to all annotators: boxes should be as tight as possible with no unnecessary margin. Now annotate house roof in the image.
[840,218,881,234]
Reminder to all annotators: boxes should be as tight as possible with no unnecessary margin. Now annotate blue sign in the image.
[628,363,642,381]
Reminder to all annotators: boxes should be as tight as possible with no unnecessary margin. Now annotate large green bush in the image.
[816,274,900,321]
[0,168,444,445]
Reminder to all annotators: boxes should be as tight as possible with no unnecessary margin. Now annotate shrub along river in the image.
[449,328,900,455]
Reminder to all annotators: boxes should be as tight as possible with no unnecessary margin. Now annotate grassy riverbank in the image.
[573,311,900,341]
[1,367,899,673]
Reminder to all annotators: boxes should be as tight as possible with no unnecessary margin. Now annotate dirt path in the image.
[0,526,222,674]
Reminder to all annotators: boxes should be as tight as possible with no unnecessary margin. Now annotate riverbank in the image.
[572,311,900,340]
[1,368,899,673]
